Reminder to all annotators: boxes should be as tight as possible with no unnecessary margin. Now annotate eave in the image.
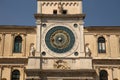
[84,26,120,31]
[0,25,36,29]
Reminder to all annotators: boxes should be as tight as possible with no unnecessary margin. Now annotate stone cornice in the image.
[40,69,96,77]
[34,14,85,19]
[26,69,96,77]
[0,25,36,29]
[0,64,25,67]
[84,26,120,31]
[0,58,28,64]
[93,59,120,65]
[29,56,92,59]
[84,33,120,36]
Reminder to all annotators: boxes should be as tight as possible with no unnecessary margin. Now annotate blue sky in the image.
[83,0,120,26]
[0,0,120,26]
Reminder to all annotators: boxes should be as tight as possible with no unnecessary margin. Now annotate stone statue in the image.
[85,43,91,57]
[58,2,63,13]
[30,43,35,56]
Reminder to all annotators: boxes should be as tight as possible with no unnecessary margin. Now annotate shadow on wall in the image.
[1,78,7,80]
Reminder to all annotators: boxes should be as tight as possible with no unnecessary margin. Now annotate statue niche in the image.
[85,43,91,57]
[29,43,35,56]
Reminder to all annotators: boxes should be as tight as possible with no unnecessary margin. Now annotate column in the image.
[0,66,2,80]
[79,24,85,57]
[118,67,120,80]
[9,33,15,56]
[108,67,113,80]
[37,1,42,13]
[36,19,41,56]
[20,66,25,80]
[23,67,25,80]
[9,66,12,80]
[79,0,82,13]
[116,35,120,57]
[95,66,100,80]
[106,35,111,57]
[1,33,6,56]
[0,36,2,56]
[23,34,27,56]
[6,65,12,80]
[94,34,98,57]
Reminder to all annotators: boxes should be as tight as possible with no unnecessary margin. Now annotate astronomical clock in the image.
[41,22,83,57]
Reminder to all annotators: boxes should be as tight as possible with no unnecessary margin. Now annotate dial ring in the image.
[45,26,75,53]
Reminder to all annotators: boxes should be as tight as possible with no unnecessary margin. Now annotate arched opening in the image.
[99,70,108,80]
[11,70,20,80]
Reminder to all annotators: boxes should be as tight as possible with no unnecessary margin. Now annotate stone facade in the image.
[1,26,120,80]
[0,0,120,80]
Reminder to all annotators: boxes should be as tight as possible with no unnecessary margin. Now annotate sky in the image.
[0,0,120,26]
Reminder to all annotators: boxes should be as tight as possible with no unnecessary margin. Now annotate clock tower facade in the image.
[26,0,95,80]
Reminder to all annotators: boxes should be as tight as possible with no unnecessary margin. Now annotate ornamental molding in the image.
[34,14,85,19]
[38,0,82,1]
[42,2,79,6]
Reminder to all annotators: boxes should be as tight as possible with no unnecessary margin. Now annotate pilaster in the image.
[1,33,6,56]
[94,34,98,57]
[108,67,113,80]
[9,33,15,56]
[37,1,42,13]
[36,19,42,57]
[0,36,2,56]
[79,23,85,56]
[6,65,12,80]
[20,66,25,80]
[0,66,2,80]
[116,35,120,57]
[79,0,82,13]
[118,67,120,80]
[23,34,27,56]
[95,66,100,80]
[106,35,111,57]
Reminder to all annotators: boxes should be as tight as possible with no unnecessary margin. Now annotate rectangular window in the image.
[98,43,106,53]
[53,10,57,14]
[62,10,67,14]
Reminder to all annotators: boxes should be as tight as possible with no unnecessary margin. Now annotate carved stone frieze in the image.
[93,59,120,65]
[42,2,79,6]
[53,60,70,70]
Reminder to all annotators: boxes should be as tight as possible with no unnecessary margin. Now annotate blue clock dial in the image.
[45,26,75,53]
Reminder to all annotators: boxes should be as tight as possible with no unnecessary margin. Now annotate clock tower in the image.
[26,0,95,80]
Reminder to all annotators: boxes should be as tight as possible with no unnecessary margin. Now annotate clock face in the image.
[45,26,75,53]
